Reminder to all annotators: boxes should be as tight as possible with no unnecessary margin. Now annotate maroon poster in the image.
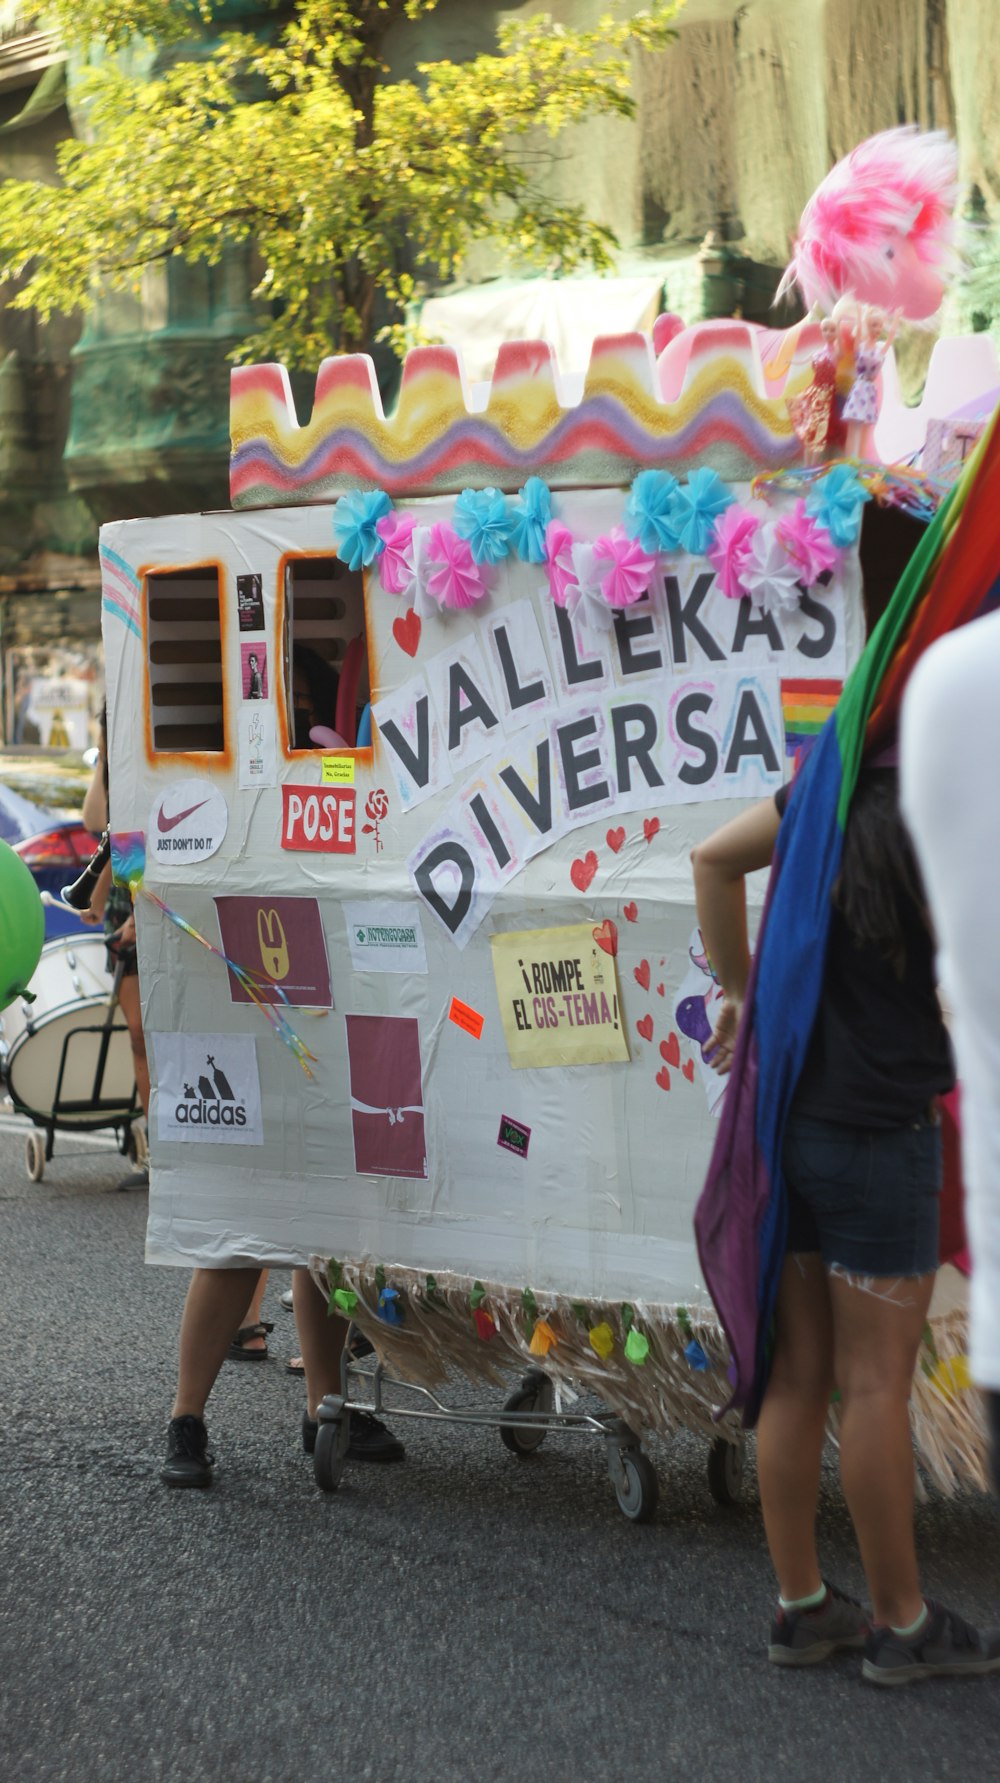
[345,1014,427,1179]
[214,895,332,1007]
[240,641,268,700]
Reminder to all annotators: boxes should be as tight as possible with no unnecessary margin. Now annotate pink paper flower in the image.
[741,520,802,615]
[776,498,839,588]
[426,523,489,610]
[592,528,657,608]
[375,511,416,595]
[544,520,577,606]
[707,504,759,600]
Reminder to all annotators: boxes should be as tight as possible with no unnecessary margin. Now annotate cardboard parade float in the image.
[101,127,998,1508]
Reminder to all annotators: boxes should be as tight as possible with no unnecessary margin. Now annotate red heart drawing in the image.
[606,826,626,854]
[636,1014,654,1043]
[656,983,665,997]
[634,959,651,992]
[623,902,639,924]
[660,1032,680,1068]
[656,1066,672,1091]
[392,608,421,657]
[592,919,617,958]
[644,817,660,844]
[570,850,599,893]
[682,1059,695,1082]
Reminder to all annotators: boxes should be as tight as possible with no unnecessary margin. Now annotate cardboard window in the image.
[147,567,224,752]
[283,556,369,749]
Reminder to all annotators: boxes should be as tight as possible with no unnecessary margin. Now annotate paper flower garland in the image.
[453,486,515,565]
[706,503,759,600]
[426,523,490,610]
[363,461,867,627]
[741,521,803,614]
[777,498,839,585]
[509,477,552,564]
[805,463,871,546]
[332,488,392,572]
[624,469,681,554]
[593,529,657,608]
[668,466,735,555]
[375,511,416,594]
[544,520,577,607]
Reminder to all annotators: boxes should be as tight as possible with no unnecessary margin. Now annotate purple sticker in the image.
[497,1115,531,1160]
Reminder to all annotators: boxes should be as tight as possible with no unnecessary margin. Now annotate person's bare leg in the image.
[117,974,149,1116]
[172,1267,263,1419]
[756,1253,835,1600]
[830,1268,935,1628]
[293,1268,348,1419]
[233,1268,269,1354]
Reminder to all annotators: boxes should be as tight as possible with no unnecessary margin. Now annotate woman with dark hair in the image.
[692,764,1000,1686]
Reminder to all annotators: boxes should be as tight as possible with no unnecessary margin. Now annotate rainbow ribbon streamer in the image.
[753,457,951,525]
[138,887,318,1079]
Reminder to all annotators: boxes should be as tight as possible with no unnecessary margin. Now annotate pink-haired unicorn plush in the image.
[779,125,959,321]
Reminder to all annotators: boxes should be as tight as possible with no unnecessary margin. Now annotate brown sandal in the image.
[228,1320,274,1362]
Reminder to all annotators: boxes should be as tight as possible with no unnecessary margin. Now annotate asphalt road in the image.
[1,1116,999,1783]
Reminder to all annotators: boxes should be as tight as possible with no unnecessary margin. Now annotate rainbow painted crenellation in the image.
[229,320,827,508]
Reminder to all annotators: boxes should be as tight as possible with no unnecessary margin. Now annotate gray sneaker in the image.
[768,1582,869,1666]
[863,1600,1000,1686]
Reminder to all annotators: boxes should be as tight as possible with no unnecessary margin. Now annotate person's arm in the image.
[690,797,781,1073]
[81,758,108,833]
[80,857,113,926]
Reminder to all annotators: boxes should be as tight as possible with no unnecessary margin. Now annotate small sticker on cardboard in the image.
[497,1115,530,1160]
[322,755,355,785]
[448,996,484,1040]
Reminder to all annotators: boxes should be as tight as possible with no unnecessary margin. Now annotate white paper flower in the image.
[565,540,616,635]
[741,520,802,615]
[405,524,434,618]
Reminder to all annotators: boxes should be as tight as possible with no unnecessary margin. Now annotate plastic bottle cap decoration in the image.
[378,1286,404,1326]
[474,1307,497,1342]
[589,1321,615,1360]
[624,1329,650,1366]
[332,1287,358,1316]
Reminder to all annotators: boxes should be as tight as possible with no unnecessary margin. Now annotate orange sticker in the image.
[449,996,484,1040]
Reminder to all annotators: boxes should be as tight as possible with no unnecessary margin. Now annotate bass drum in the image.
[0,936,136,1124]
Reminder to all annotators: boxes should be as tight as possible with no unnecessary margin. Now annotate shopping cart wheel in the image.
[499,1369,554,1456]
[609,1445,658,1523]
[313,1395,351,1493]
[25,1133,45,1183]
[706,1435,744,1506]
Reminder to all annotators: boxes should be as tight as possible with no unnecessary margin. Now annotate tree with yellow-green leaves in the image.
[0,0,683,367]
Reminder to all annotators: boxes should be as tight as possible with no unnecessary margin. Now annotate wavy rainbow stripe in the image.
[229,330,805,508]
[100,547,142,640]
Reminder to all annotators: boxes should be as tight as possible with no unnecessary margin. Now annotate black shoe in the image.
[301,1408,404,1463]
[863,1600,1000,1686]
[161,1415,214,1488]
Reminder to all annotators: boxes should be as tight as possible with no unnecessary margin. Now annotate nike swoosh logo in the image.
[157,798,210,834]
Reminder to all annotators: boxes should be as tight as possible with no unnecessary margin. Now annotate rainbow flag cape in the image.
[694,415,1000,1425]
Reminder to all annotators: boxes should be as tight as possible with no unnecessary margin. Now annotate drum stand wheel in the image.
[25,1132,46,1183]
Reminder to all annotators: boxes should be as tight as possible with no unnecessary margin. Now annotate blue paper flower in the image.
[624,469,681,554]
[332,488,392,572]
[377,1286,405,1326]
[508,477,552,563]
[668,467,736,556]
[452,486,515,565]
[684,1338,711,1373]
[805,464,871,548]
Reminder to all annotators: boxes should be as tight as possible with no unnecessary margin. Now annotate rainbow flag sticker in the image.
[779,678,842,758]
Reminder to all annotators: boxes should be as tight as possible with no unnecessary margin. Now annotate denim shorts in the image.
[782,1111,942,1277]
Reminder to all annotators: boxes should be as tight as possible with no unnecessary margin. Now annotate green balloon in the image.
[0,841,44,1013]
